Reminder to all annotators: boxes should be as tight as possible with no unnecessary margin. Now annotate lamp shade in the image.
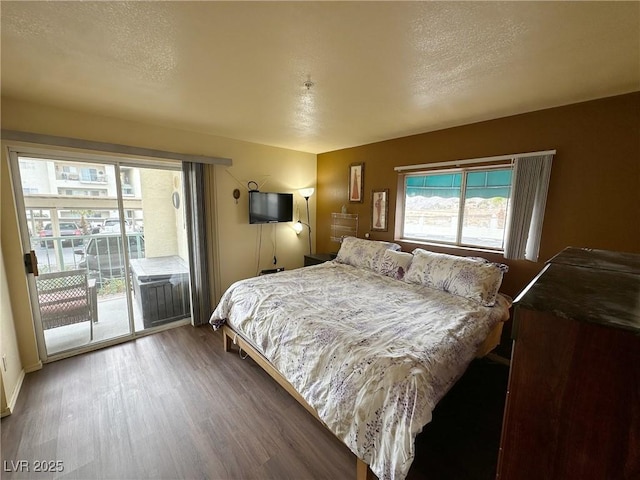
[293,221,304,234]
[298,187,314,199]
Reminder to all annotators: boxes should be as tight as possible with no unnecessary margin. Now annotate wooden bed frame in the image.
[221,317,507,480]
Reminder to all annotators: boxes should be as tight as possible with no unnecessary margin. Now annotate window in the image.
[80,168,98,182]
[403,166,511,249]
[396,151,554,260]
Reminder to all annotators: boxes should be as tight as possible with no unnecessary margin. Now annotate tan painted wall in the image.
[1,155,41,374]
[317,92,640,298]
[0,97,316,382]
[1,226,25,416]
[211,142,317,289]
[0,373,5,416]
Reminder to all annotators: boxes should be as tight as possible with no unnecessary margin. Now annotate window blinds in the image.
[503,153,554,261]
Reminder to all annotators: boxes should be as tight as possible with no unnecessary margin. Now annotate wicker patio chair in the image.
[36,269,97,340]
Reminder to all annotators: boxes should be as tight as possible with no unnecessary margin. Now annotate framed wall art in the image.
[349,162,364,203]
[371,189,389,231]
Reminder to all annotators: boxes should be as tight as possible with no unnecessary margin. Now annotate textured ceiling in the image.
[1,1,639,154]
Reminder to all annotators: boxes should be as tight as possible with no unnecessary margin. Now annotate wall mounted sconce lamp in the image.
[293,221,305,234]
[297,187,314,254]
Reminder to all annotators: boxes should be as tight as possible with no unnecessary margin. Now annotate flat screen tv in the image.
[249,191,293,224]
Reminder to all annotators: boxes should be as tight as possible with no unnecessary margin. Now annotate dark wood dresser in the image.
[497,247,640,480]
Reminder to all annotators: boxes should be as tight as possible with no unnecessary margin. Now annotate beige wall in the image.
[0,97,316,386]
[317,92,640,298]
[1,230,25,416]
[1,154,38,417]
[212,146,317,290]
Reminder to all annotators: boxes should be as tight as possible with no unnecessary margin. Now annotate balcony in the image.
[44,292,141,354]
[56,172,80,181]
[31,235,190,355]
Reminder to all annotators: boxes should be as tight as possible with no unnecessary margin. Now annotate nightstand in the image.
[304,253,337,266]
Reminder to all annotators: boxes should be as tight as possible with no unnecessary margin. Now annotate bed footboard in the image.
[221,325,377,480]
[357,458,378,480]
[475,321,504,358]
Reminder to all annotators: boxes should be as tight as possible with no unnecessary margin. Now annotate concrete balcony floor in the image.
[43,293,186,356]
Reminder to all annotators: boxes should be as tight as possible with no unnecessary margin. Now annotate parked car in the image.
[102,218,134,233]
[39,222,83,247]
[89,221,103,234]
[76,234,145,280]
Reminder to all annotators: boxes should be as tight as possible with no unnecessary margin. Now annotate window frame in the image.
[397,162,513,251]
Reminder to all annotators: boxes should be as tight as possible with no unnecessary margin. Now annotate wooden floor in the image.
[1,325,509,480]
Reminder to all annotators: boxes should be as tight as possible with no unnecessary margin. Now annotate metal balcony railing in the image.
[31,233,145,288]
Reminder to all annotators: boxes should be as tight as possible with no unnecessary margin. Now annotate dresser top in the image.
[549,247,640,274]
[515,248,640,334]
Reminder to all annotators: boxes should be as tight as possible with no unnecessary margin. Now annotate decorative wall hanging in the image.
[371,189,389,231]
[349,162,364,203]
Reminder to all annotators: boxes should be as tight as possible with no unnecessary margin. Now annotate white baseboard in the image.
[24,361,42,373]
[1,368,26,418]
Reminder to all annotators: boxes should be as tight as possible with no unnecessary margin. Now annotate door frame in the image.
[7,145,191,363]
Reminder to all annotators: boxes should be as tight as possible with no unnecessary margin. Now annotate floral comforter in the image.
[209,261,510,480]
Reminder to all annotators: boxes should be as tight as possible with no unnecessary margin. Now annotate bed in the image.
[209,237,511,480]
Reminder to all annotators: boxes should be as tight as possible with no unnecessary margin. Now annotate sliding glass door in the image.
[128,165,191,333]
[11,151,191,360]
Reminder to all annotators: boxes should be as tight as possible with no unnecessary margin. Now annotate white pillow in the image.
[377,250,413,281]
[405,248,506,306]
[335,236,401,272]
